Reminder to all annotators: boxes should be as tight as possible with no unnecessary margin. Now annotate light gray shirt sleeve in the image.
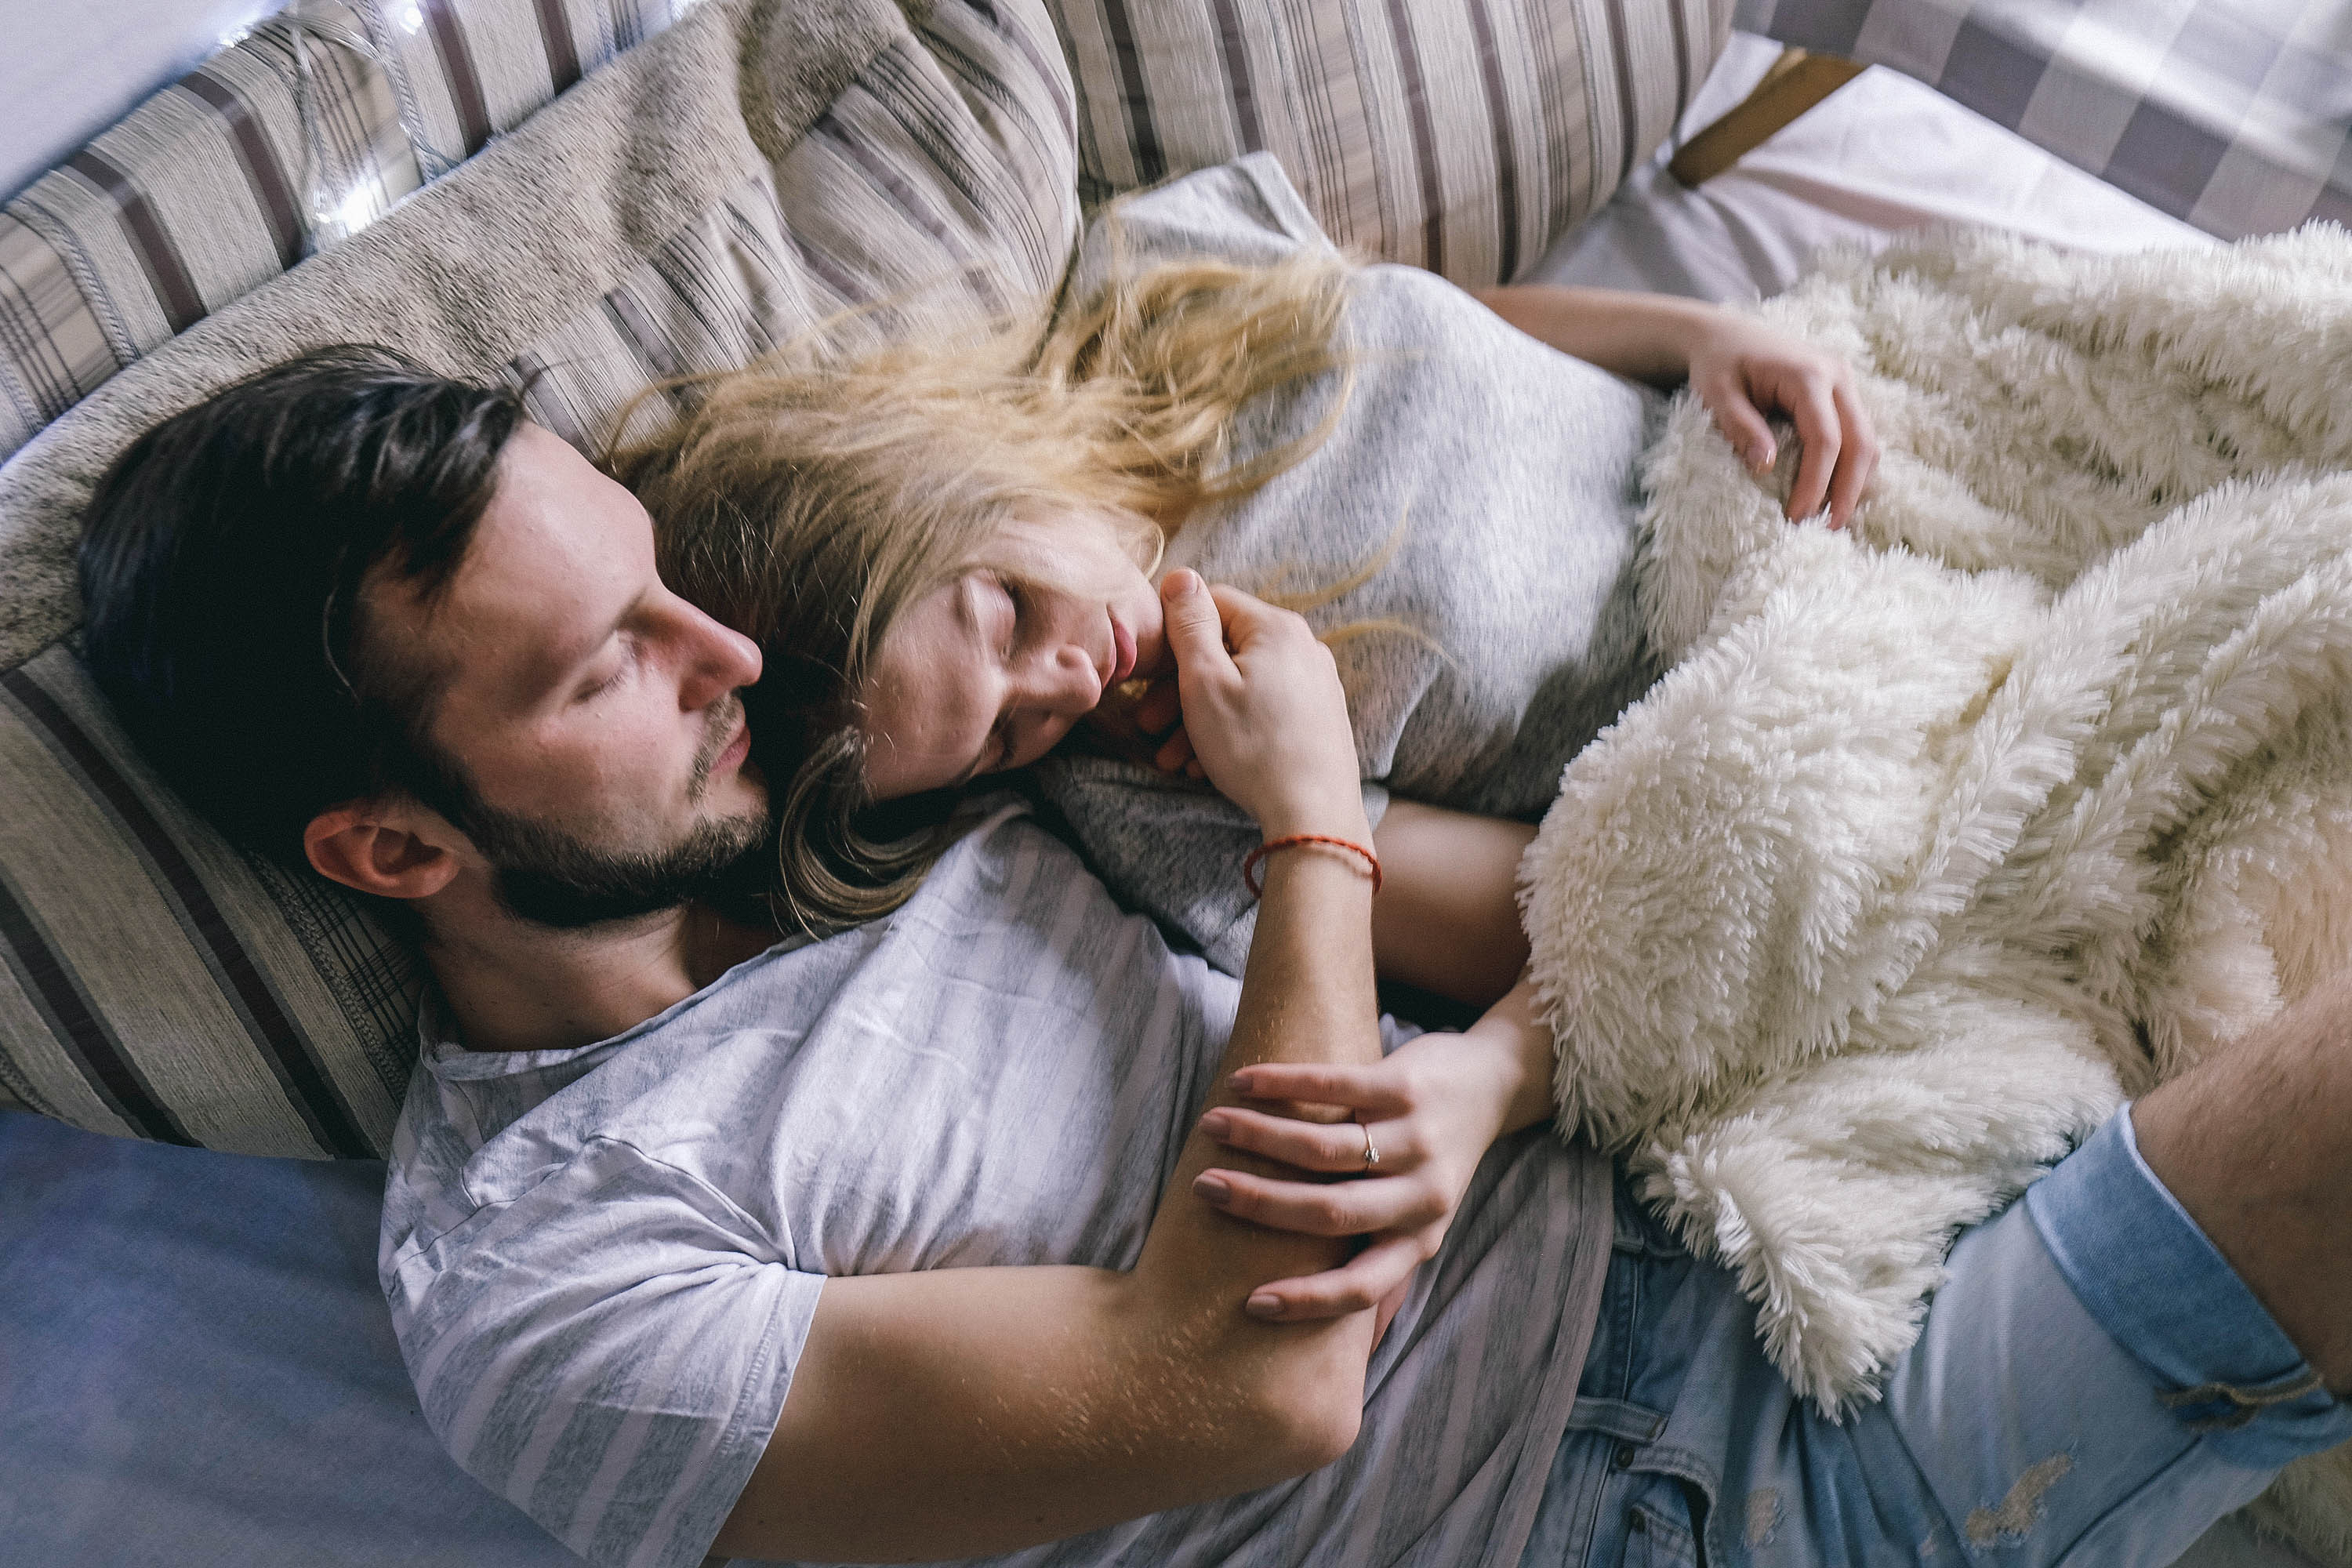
[383,1137,822,1568]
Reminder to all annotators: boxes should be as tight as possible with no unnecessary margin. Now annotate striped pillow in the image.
[0,4,423,466]
[0,648,417,1158]
[0,0,1077,1157]
[355,0,690,173]
[514,0,1080,450]
[1045,0,1730,285]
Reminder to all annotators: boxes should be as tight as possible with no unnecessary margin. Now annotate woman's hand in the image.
[1684,312,1878,530]
[1473,285,1878,531]
[1157,570,1361,837]
[1190,1026,1523,1327]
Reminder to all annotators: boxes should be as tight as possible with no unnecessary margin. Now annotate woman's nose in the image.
[1016,641,1103,717]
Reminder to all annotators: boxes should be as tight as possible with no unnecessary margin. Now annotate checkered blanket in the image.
[1736,0,2352,239]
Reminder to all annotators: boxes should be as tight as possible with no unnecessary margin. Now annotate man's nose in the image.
[675,601,763,710]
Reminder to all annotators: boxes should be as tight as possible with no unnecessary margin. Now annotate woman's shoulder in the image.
[1070,154,1334,287]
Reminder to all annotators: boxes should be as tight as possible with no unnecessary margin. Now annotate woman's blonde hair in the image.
[609,242,1355,935]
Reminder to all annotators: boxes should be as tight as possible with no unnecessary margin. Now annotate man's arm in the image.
[715,575,1385,1562]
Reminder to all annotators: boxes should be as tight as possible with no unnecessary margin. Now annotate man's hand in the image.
[1684,314,1879,530]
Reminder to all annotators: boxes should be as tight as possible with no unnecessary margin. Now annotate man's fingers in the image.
[1202,1106,1418,1174]
[1702,375,1777,473]
[1785,375,1842,521]
[1152,727,1196,775]
[1228,1062,1413,1115]
[1245,1236,1427,1322]
[1195,1167,1447,1237]
[1824,383,1878,530]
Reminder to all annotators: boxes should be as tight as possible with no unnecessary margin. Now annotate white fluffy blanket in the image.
[1519,227,2352,1559]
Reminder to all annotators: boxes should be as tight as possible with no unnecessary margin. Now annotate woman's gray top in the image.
[1040,155,1663,975]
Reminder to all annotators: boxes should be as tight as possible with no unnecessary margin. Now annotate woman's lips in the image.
[1110,613,1137,685]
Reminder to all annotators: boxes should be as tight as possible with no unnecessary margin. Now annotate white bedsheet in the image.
[1530,31,2210,303]
[1530,37,2318,1568]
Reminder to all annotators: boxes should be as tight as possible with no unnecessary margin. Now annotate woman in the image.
[617,155,1879,1315]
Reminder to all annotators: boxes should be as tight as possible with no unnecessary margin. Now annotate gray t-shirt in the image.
[1041,156,1663,975]
[380,807,1613,1568]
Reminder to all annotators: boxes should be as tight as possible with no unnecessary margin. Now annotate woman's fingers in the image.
[1152,726,1196,775]
[1783,372,1844,524]
[1699,373,1777,474]
[1158,569,1234,679]
[1193,1165,1449,1237]
[1824,382,1878,529]
[1134,677,1184,735]
[1228,1062,1414,1114]
[1245,1235,1429,1322]
[1203,1106,1417,1174]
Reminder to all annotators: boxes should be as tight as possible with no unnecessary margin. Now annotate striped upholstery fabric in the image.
[516,0,1080,450]
[356,0,690,172]
[0,0,1076,1158]
[0,648,417,1158]
[1737,0,2352,241]
[1044,0,1732,285]
[0,4,420,466]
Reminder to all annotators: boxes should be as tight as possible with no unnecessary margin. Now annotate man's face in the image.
[374,423,771,927]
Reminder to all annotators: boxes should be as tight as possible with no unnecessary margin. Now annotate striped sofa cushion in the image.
[0,5,423,466]
[357,0,690,173]
[516,0,1079,450]
[1045,0,1730,285]
[0,648,417,1158]
[0,0,1076,1158]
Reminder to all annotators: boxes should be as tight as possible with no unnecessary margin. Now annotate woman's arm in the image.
[1474,282,1880,529]
[1370,798,1534,1010]
[716,573,1387,1563]
[1194,973,1556,1320]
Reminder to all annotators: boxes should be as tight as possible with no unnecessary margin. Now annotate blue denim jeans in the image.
[1522,1107,2351,1566]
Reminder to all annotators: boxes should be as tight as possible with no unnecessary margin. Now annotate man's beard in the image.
[462,803,771,929]
[442,697,774,930]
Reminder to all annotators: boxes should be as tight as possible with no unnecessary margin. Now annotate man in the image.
[80,347,2350,1568]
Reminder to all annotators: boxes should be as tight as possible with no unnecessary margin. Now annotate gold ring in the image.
[1359,1121,1381,1169]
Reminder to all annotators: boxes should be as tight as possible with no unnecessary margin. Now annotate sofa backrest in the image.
[0,0,1080,1153]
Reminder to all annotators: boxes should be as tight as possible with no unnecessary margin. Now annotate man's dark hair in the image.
[79,345,526,856]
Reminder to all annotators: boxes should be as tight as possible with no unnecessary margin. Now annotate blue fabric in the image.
[1524,1108,2350,1566]
[0,1109,580,1568]
[2027,1107,2352,1470]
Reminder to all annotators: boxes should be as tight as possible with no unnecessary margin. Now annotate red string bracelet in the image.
[1242,834,1383,898]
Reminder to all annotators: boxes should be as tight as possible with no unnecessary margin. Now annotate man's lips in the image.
[715,719,750,774]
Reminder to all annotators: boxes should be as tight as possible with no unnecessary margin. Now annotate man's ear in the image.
[303,801,462,901]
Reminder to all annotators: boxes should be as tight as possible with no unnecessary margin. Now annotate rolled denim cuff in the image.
[2026,1106,2352,1470]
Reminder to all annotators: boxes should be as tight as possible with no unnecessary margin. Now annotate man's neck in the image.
[423,895,782,1054]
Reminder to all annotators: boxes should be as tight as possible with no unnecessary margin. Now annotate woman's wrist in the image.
[1256,791,1373,848]
[1463,976,1554,1134]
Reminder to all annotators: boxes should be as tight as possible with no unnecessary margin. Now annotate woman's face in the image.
[862,515,1170,800]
